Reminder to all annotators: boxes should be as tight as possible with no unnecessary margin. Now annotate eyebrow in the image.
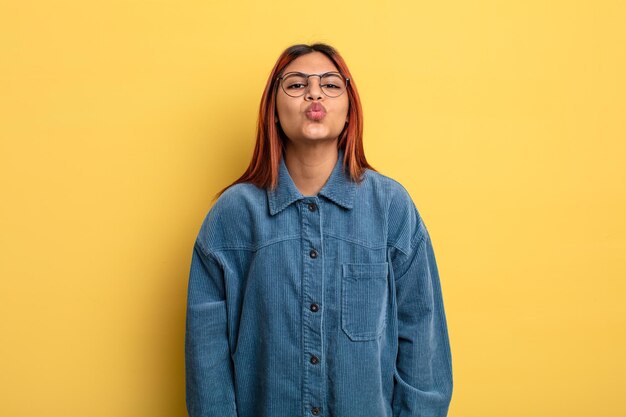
[282,71,341,76]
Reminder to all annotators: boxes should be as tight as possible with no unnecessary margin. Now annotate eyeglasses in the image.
[276,71,350,98]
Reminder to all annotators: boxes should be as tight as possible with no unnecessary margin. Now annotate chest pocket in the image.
[341,262,389,341]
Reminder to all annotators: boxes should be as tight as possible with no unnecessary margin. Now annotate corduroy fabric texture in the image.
[185,147,453,417]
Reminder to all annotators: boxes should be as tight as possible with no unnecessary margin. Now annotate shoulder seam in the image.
[193,239,225,270]
[394,224,429,283]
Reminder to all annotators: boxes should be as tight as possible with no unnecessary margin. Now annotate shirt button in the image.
[308,202,317,211]
[309,249,318,258]
[311,407,320,415]
[310,355,319,364]
[310,303,319,312]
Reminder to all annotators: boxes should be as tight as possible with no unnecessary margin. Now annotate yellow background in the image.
[1,1,625,416]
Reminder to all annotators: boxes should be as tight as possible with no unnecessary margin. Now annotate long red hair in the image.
[212,42,378,203]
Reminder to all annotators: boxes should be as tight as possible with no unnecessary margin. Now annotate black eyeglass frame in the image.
[276,71,351,98]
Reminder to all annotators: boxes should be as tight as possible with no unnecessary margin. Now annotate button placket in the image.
[301,198,325,416]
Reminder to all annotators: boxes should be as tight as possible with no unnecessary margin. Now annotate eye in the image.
[320,74,345,90]
[286,83,306,89]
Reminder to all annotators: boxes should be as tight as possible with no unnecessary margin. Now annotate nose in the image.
[305,76,323,101]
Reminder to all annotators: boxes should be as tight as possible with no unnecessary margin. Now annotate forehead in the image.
[282,51,339,74]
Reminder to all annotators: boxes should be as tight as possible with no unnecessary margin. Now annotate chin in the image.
[300,130,328,139]
[301,127,342,140]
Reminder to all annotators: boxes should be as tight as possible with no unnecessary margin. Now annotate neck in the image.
[283,141,338,197]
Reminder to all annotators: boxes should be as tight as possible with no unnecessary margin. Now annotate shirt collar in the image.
[267,147,357,216]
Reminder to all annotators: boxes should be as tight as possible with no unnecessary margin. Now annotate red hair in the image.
[212,43,378,203]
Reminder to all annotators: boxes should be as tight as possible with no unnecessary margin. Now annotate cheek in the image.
[276,98,299,120]
[336,101,349,121]
[338,98,349,115]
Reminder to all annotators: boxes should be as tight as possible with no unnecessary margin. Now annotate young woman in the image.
[185,43,453,417]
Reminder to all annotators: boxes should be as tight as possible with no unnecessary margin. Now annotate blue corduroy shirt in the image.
[185,147,453,417]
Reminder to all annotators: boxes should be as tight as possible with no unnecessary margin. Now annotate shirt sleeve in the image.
[392,216,453,417]
[185,241,238,417]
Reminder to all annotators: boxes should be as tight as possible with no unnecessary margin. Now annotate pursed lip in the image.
[305,102,327,120]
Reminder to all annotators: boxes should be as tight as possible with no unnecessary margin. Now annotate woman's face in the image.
[275,51,349,146]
